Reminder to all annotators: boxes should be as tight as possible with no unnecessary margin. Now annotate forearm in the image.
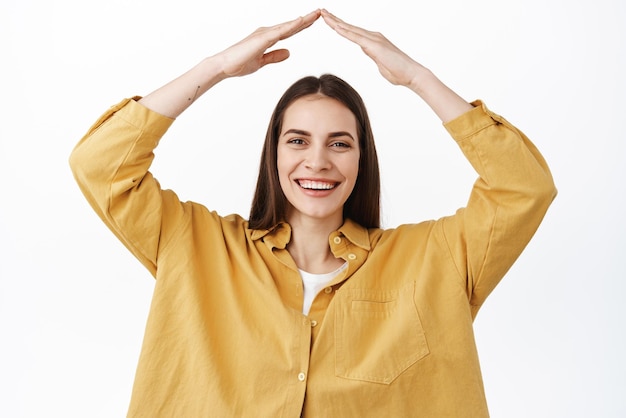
[138,56,227,119]
[319,10,473,123]
[407,65,473,123]
[138,11,321,119]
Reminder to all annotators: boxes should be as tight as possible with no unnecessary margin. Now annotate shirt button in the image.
[298,372,306,381]
[333,236,342,244]
[311,320,318,327]
[324,287,333,294]
[348,253,357,260]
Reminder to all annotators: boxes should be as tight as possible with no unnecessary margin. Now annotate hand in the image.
[322,9,471,122]
[321,9,422,88]
[216,10,321,78]
[137,10,320,118]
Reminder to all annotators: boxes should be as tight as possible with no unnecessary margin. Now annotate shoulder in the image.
[369,219,439,249]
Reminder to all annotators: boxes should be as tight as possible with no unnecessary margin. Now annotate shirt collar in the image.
[250,222,292,250]
[249,218,371,251]
[336,218,371,251]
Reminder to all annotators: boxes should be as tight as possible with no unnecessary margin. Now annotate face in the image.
[277,94,360,227]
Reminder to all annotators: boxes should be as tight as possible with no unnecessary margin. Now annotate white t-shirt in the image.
[299,262,348,315]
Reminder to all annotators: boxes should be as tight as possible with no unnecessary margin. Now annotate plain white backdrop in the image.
[1,0,625,416]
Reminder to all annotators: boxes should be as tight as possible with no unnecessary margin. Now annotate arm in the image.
[140,10,321,118]
[69,11,321,274]
[443,103,556,315]
[322,10,557,313]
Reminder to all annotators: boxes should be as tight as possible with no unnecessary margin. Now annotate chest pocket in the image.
[334,282,429,384]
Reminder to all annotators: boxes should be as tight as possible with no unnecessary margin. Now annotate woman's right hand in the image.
[138,10,320,118]
[216,10,321,78]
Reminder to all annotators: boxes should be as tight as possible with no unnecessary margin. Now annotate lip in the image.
[295,178,341,196]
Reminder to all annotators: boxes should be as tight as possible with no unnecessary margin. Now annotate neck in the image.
[286,214,345,274]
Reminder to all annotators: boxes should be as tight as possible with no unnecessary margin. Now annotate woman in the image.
[70,9,556,417]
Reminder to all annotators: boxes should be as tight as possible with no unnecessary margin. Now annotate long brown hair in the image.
[248,74,380,230]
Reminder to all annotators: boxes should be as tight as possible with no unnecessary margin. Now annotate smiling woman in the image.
[250,73,380,232]
[69,8,556,417]
[277,91,362,274]
[278,94,360,227]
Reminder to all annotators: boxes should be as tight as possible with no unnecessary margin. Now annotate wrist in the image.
[198,56,230,85]
[406,65,436,96]
[405,66,472,123]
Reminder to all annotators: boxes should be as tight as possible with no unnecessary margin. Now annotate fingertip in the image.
[277,48,290,61]
[320,10,333,23]
[320,9,341,26]
[303,9,321,18]
[264,48,290,66]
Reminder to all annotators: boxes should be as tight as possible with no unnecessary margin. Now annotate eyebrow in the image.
[283,129,355,141]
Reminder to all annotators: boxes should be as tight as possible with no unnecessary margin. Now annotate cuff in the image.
[85,97,175,140]
[115,97,175,137]
[443,100,503,142]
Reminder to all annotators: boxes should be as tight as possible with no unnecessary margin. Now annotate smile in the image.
[297,179,338,190]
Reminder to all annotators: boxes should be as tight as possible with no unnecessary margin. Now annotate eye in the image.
[287,138,306,145]
[330,141,351,149]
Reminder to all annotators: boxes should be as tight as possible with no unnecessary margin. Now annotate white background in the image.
[1,0,625,416]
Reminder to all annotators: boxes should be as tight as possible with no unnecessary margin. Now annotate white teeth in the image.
[298,180,336,190]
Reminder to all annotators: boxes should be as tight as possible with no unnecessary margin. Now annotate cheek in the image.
[276,152,293,191]
[347,153,361,184]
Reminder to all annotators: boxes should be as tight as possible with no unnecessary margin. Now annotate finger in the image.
[300,9,322,26]
[268,9,320,41]
[260,49,290,67]
[333,23,370,46]
[320,9,344,32]
[323,19,375,54]
[320,9,344,28]
[321,9,376,40]
[289,10,321,35]
[284,10,321,39]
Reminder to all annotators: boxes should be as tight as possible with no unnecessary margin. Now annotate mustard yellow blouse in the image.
[70,98,556,417]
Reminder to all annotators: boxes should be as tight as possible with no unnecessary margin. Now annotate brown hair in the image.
[248,74,380,230]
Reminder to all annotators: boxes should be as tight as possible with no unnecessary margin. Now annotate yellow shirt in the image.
[70,98,556,417]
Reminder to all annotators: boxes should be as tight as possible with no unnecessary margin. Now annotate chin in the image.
[287,206,344,224]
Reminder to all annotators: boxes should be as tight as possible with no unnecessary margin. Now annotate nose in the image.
[304,144,331,171]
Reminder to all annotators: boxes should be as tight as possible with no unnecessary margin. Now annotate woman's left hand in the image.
[322,9,472,123]
[321,9,422,88]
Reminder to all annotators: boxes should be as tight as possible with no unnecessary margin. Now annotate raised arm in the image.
[322,10,556,313]
[140,9,321,118]
[69,11,321,275]
[321,9,472,123]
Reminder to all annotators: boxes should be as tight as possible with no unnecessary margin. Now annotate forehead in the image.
[281,95,357,134]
